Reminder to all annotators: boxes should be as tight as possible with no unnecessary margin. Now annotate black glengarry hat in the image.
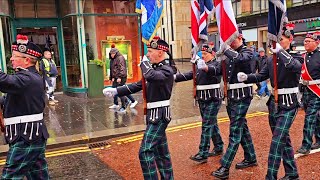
[12,34,42,59]
[147,36,169,52]
[201,42,216,53]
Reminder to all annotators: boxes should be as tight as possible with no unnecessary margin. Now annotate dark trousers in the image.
[220,98,256,168]
[266,96,298,180]
[2,139,49,180]
[301,90,320,149]
[198,100,223,157]
[139,119,173,180]
[112,78,128,108]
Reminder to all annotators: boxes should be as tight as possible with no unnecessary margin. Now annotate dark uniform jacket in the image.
[0,66,49,144]
[246,49,303,109]
[223,45,255,101]
[117,60,174,123]
[301,48,320,95]
[257,55,268,72]
[111,52,127,79]
[175,58,222,102]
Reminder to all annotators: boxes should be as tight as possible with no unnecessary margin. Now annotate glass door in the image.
[16,27,63,92]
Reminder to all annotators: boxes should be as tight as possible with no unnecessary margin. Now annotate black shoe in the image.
[279,175,300,180]
[311,142,320,150]
[189,154,207,163]
[208,149,223,157]
[296,148,310,154]
[211,166,229,179]
[235,159,258,169]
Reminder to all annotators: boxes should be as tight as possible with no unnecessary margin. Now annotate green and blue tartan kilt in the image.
[266,96,298,180]
[220,98,256,168]
[139,118,173,180]
[301,89,320,149]
[198,100,223,157]
[1,138,49,180]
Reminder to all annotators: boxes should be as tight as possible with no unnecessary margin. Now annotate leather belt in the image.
[4,113,44,126]
[196,84,220,90]
[272,87,299,95]
[300,79,320,86]
[228,83,253,90]
[147,100,170,109]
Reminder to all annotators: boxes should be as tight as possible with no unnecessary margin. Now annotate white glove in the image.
[270,43,283,53]
[102,88,118,97]
[142,55,149,62]
[237,72,248,82]
[197,59,207,70]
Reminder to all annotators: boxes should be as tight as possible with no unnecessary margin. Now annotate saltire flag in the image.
[213,0,238,53]
[267,0,288,45]
[136,0,164,43]
[191,0,213,50]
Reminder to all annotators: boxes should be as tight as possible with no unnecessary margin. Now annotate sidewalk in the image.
[0,62,269,154]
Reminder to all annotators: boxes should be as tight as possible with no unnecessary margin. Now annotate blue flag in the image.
[136,0,164,43]
[267,0,288,45]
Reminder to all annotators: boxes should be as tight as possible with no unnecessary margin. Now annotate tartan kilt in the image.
[266,96,298,179]
[220,97,256,168]
[301,89,320,149]
[139,118,173,180]
[2,138,49,180]
[198,100,223,157]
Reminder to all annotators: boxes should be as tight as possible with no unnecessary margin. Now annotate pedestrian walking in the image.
[103,36,175,179]
[175,42,224,163]
[1,34,49,179]
[256,47,270,98]
[237,23,303,180]
[211,29,258,179]
[297,31,320,154]
[41,49,59,105]
[108,45,136,112]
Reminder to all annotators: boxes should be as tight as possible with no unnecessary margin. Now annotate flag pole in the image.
[272,41,278,106]
[139,15,147,116]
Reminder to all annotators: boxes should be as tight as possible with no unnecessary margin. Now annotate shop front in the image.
[0,0,141,97]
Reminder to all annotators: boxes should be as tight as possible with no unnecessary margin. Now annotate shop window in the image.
[83,0,135,14]
[0,0,9,15]
[37,0,56,18]
[1,17,12,73]
[59,0,77,17]
[14,0,36,18]
[83,15,140,85]
[62,16,81,87]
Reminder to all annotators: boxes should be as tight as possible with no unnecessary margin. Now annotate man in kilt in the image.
[297,31,320,154]
[103,36,174,180]
[1,35,49,179]
[237,23,303,180]
[212,29,257,179]
[175,42,224,163]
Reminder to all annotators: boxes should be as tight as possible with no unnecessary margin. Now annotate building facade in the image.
[0,0,142,97]
[208,0,320,53]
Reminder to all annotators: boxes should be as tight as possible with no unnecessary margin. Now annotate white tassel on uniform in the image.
[24,122,28,135]
[232,90,234,98]
[36,123,39,136]
[9,125,12,141]
[237,89,240,99]
[282,95,285,105]
[14,124,17,136]
[155,108,159,119]
[5,126,8,137]
[29,123,34,140]
[286,95,290,107]
[289,94,293,104]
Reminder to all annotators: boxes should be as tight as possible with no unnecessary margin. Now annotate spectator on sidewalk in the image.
[108,45,137,112]
[256,47,270,99]
[41,50,59,105]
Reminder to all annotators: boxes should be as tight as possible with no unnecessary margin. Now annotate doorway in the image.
[16,27,62,91]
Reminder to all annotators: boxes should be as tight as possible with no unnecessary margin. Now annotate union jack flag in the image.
[191,0,213,49]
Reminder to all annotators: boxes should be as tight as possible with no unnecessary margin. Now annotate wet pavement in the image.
[0,62,269,153]
[93,110,320,180]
